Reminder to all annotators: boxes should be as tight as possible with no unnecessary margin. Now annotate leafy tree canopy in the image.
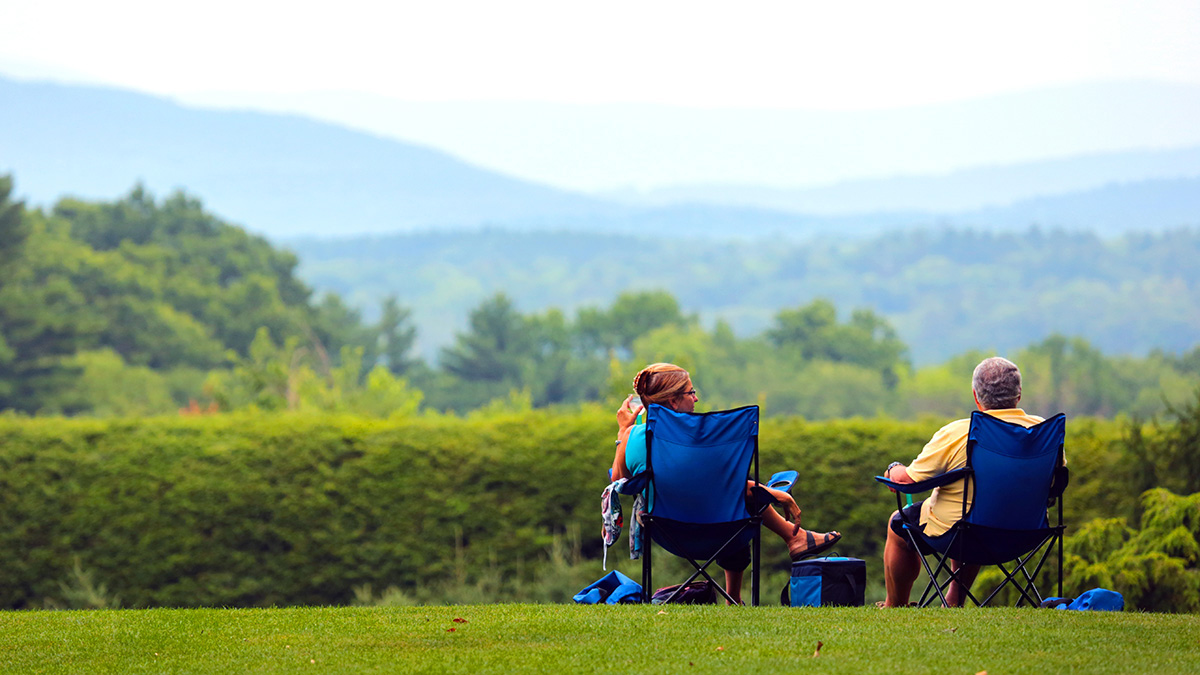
[0,177,421,414]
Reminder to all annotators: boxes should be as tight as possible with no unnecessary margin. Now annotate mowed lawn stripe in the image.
[1,605,1197,674]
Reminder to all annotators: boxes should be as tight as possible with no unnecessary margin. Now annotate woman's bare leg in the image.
[724,569,743,605]
[763,505,839,557]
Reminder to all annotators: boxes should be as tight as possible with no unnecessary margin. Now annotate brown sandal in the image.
[789,530,841,561]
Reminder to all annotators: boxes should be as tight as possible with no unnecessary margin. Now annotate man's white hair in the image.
[972,357,1022,410]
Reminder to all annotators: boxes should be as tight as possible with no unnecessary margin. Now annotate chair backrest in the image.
[964,411,1066,531]
[645,404,758,524]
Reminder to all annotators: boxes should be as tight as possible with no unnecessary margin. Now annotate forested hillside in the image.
[0,177,382,414]
[2,175,1198,420]
[291,226,1200,364]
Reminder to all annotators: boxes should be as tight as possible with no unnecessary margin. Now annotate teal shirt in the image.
[623,423,653,509]
[624,423,648,477]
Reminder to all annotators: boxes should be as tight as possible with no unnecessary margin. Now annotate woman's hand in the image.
[616,395,644,431]
[770,488,802,528]
[611,395,643,482]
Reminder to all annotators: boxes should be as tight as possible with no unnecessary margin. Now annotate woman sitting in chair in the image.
[610,362,841,605]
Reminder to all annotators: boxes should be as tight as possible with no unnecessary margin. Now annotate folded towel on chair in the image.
[601,479,645,569]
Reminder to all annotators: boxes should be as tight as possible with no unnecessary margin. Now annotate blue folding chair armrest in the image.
[621,471,651,495]
[874,467,972,494]
[765,470,798,493]
[749,470,798,513]
[606,468,652,496]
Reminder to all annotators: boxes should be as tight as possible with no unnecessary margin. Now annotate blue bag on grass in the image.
[1041,588,1124,611]
[574,570,642,604]
[781,556,866,607]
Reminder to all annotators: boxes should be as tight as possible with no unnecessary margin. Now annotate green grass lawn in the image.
[1,605,1197,674]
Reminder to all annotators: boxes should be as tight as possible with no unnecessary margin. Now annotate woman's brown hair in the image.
[633,363,692,406]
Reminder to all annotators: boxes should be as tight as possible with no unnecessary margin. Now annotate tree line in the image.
[2,175,1198,420]
[289,221,1200,365]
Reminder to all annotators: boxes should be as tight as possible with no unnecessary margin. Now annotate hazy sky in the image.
[4,0,1200,109]
[5,1,1200,193]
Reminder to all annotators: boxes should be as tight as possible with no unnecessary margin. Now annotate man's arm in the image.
[883,462,914,492]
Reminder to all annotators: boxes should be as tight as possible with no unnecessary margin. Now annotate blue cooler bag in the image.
[781,556,866,607]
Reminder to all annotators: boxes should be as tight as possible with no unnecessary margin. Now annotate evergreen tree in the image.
[0,176,88,412]
[440,293,533,383]
[377,295,419,376]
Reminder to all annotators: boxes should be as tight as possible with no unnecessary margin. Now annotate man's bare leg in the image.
[883,511,921,607]
[944,560,980,607]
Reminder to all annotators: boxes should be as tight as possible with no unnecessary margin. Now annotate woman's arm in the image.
[746,481,801,523]
[611,395,643,481]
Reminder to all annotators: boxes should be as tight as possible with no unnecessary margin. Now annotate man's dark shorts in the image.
[890,501,955,555]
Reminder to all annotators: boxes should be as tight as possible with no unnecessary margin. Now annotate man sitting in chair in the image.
[878,356,1058,607]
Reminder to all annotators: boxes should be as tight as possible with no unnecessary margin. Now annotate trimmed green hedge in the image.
[0,411,1126,608]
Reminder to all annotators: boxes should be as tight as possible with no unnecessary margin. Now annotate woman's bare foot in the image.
[787,530,841,560]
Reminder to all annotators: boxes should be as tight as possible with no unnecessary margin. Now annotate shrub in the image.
[1061,489,1200,612]
[0,411,1126,608]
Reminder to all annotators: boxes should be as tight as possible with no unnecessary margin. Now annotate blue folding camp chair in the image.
[875,411,1069,607]
[619,403,797,606]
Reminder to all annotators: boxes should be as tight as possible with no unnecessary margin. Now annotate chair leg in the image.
[906,526,961,608]
[916,555,984,607]
[917,564,943,607]
[911,531,1065,608]
[921,574,949,607]
[650,520,761,606]
[751,520,761,607]
[959,575,984,607]
[662,564,732,604]
[923,563,973,607]
[978,570,1012,607]
[920,563,986,608]
[1058,500,1065,599]
[642,517,653,604]
[1015,557,1044,606]
[977,535,1056,607]
[664,555,736,605]
[1015,535,1060,606]
[1058,533,1064,599]
[988,562,1041,607]
[909,534,952,608]
[650,524,742,605]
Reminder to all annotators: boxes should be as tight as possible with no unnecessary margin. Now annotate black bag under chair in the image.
[781,556,866,607]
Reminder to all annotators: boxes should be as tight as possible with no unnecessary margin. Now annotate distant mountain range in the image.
[0,76,611,237]
[611,146,1200,215]
[2,75,1199,240]
[181,81,1200,193]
